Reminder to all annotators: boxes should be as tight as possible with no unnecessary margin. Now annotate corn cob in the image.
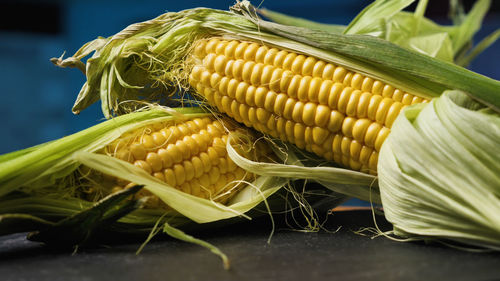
[188,39,429,174]
[95,116,261,207]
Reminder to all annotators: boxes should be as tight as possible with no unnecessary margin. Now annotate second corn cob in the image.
[87,115,264,208]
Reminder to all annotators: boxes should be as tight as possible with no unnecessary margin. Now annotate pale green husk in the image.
[345,0,492,64]
[0,107,287,229]
[262,0,498,66]
[378,90,500,249]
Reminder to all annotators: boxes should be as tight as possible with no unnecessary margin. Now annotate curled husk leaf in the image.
[378,90,500,250]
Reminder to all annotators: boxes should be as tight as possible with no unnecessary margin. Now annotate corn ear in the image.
[0,107,288,227]
[188,38,430,174]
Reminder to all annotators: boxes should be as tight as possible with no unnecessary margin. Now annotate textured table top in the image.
[1,209,499,281]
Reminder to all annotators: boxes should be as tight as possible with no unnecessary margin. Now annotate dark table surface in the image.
[1,209,499,281]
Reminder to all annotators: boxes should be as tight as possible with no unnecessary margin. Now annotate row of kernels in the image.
[203,55,276,90]
[195,77,348,142]
[113,118,208,160]
[196,61,405,130]
[115,165,247,204]
[374,81,426,105]
[202,53,345,103]
[132,134,222,182]
[197,38,352,85]
[280,75,404,128]
[279,75,404,128]
[198,39,345,81]
[107,122,167,152]
[303,134,368,172]
[254,107,375,172]
[206,61,404,128]
[196,39,428,105]
[198,39,260,63]
[149,118,212,147]
[341,70,428,106]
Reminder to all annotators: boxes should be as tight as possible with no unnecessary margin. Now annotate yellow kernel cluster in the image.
[105,116,255,207]
[189,38,429,174]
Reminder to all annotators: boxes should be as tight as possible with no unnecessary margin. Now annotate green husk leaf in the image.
[163,223,230,270]
[258,8,345,34]
[0,194,183,232]
[447,0,490,54]
[343,0,415,36]
[406,32,454,61]
[378,90,500,249]
[456,28,500,67]
[0,141,54,163]
[260,0,494,64]
[386,0,491,61]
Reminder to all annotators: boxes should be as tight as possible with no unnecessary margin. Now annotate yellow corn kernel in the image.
[134,160,152,174]
[130,143,146,160]
[146,152,163,172]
